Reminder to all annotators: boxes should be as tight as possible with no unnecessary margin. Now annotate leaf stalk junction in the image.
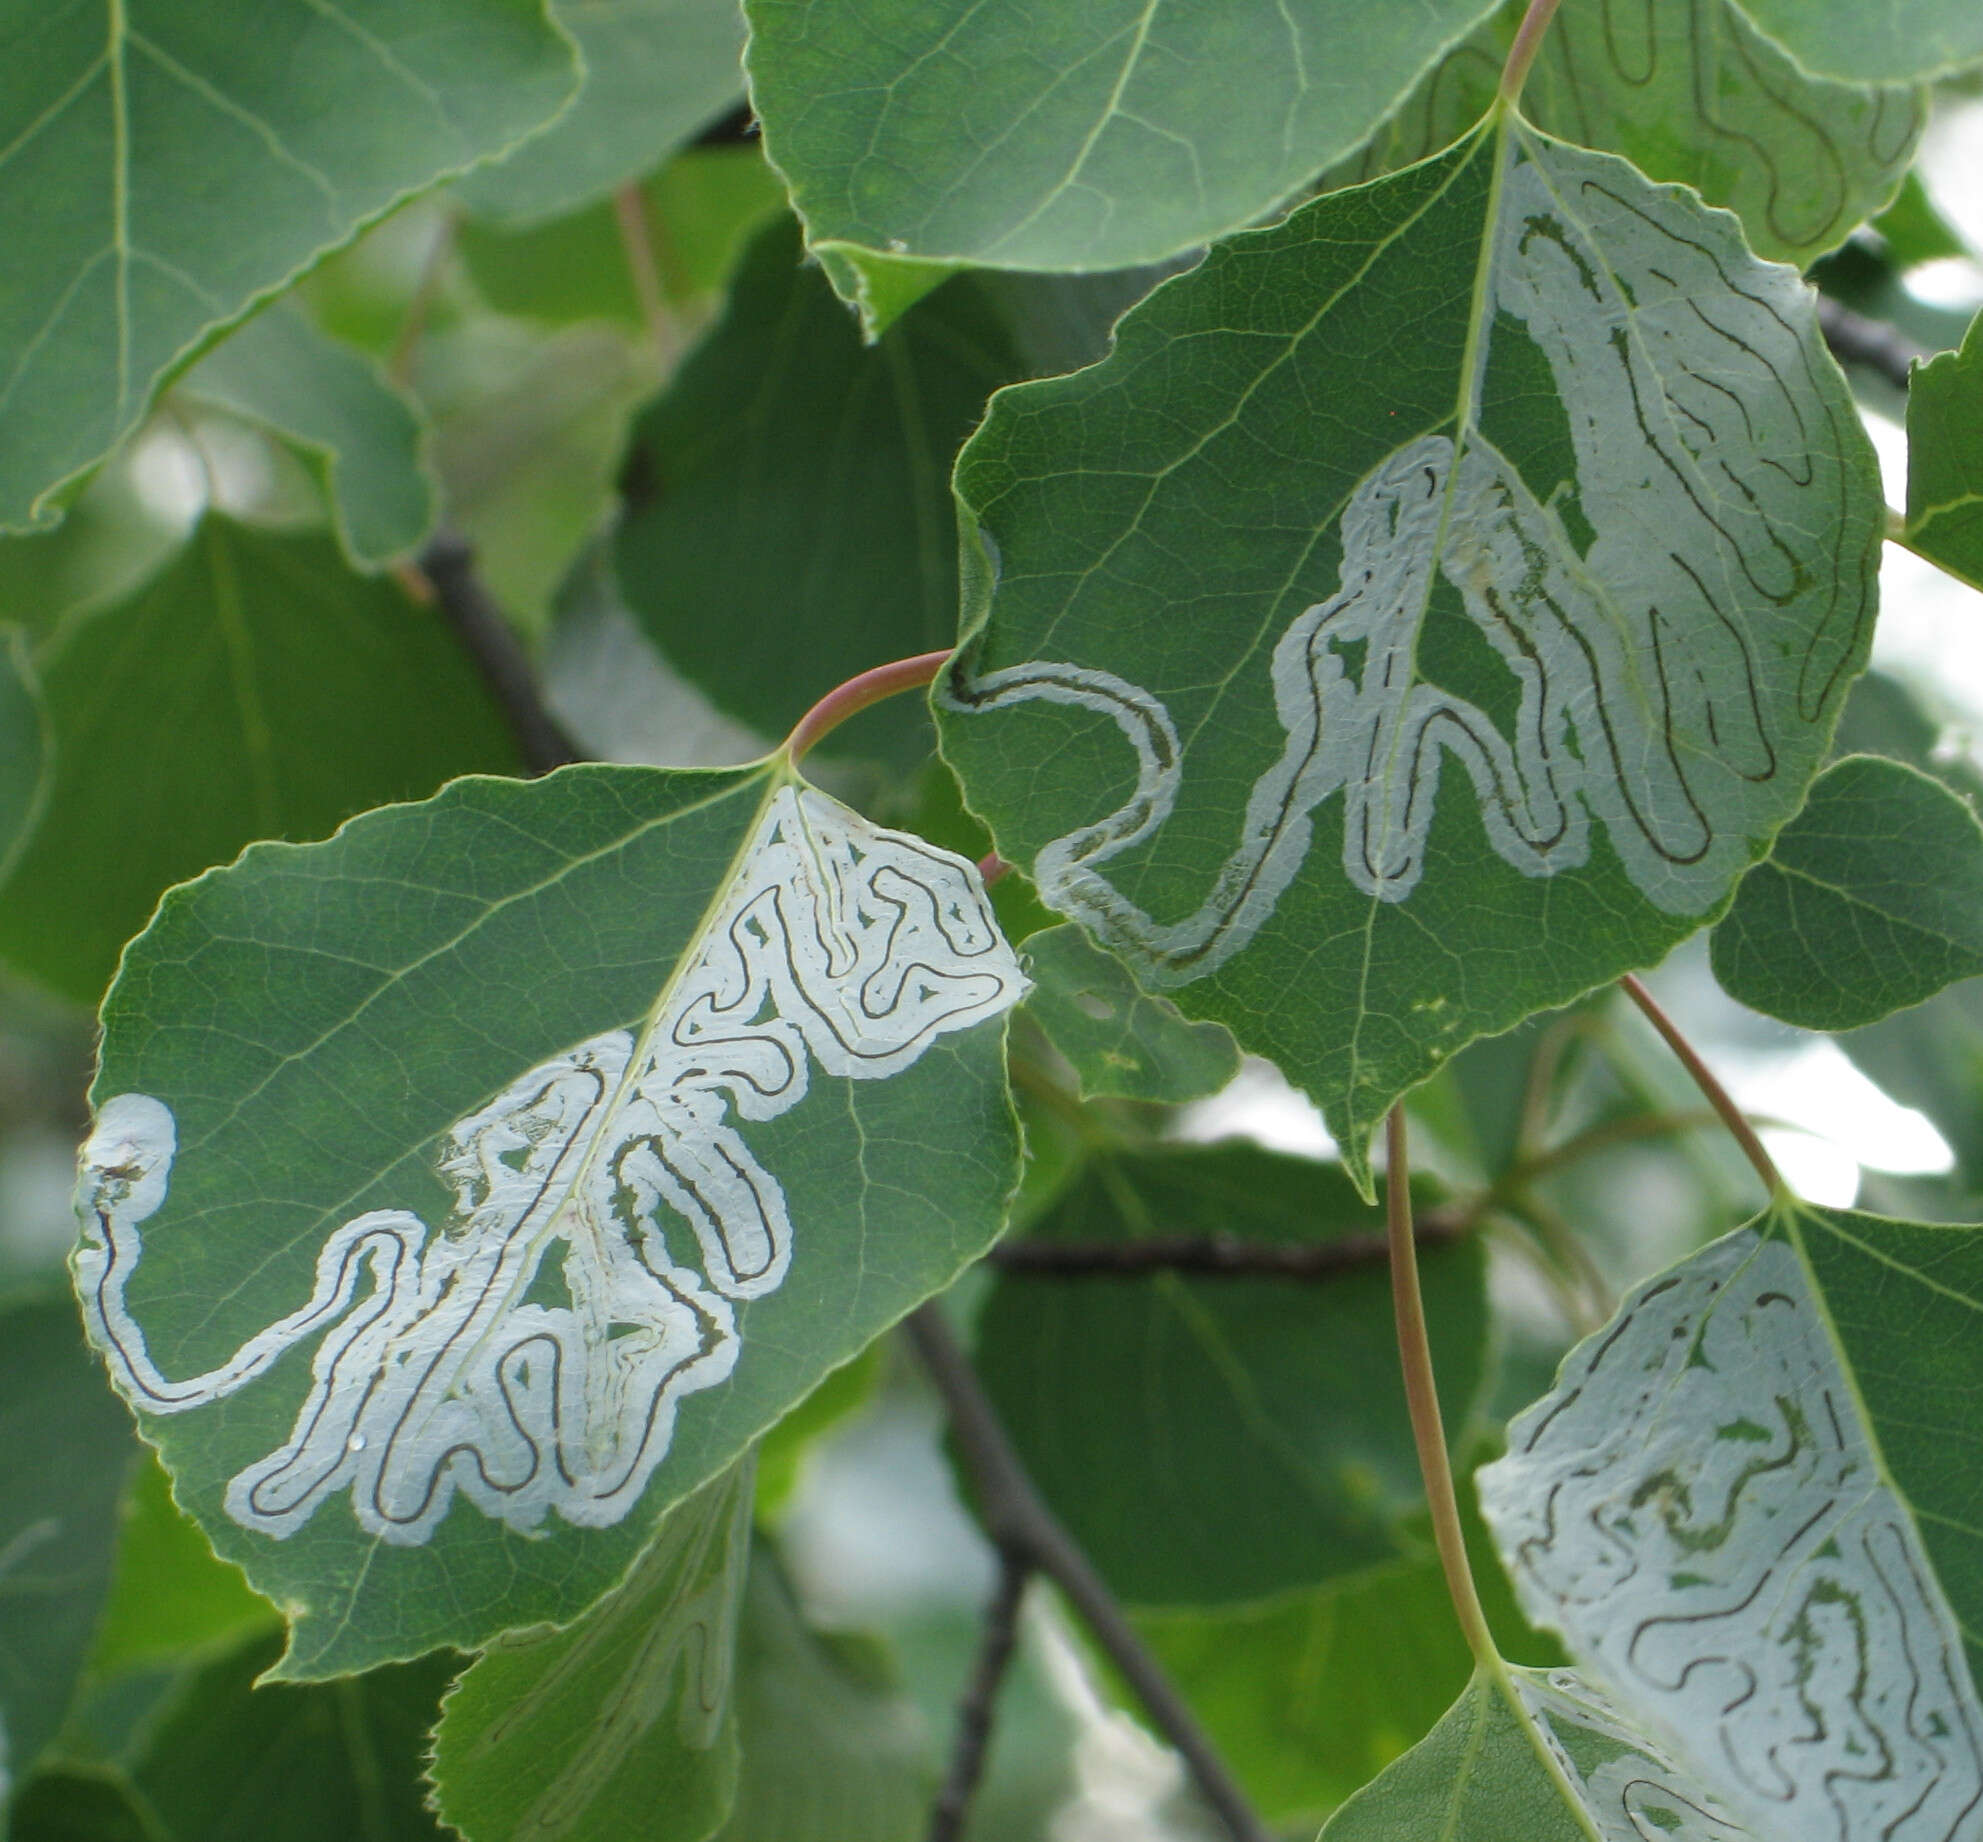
[423,606,1802,1842]
[782,647,952,762]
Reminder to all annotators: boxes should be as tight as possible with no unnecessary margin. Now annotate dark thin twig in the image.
[416,532,581,776]
[928,1546,1032,1842]
[905,1304,1273,1842]
[1817,295,1928,394]
[987,1210,1465,1279]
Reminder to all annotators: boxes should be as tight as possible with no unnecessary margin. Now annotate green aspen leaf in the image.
[742,0,1504,330]
[0,516,520,1004]
[1712,756,1983,1030]
[456,145,786,330]
[76,762,1025,1676]
[1905,306,1983,595]
[709,1554,928,1842]
[176,301,435,570]
[0,0,577,534]
[935,111,1882,1191]
[0,1289,137,1801]
[1320,1662,1747,1840]
[0,628,51,887]
[431,1460,753,1842]
[1730,0,1983,83]
[11,1631,456,1842]
[1843,979,1983,1178]
[614,216,1028,772]
[1469,1200,1983,1840]
[86,1457,277,1679]
[1019,923,1239,1104]
[455,0,747,229]
[974,1145,1487,1603]
[1334,0,1923,268]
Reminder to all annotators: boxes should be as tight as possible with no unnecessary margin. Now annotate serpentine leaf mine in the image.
[1479,1226,1983,1841]
[77,786,1024,1546]
[942,120,1875,989]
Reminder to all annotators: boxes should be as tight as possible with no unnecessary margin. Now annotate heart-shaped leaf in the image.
[76,763,1024,1675]
[0,516,520,1004]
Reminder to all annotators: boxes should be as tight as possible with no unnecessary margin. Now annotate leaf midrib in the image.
[161,766,771,1177]
[1346,104,1516,1144]
[176,769,774,1393]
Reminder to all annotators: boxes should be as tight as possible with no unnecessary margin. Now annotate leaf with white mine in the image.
[1327,1197,1983,1840]
[75,762,1025,1676]
[935,102,1882,1190]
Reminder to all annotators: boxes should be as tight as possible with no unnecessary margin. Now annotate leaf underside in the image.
[743,0,1504,321]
